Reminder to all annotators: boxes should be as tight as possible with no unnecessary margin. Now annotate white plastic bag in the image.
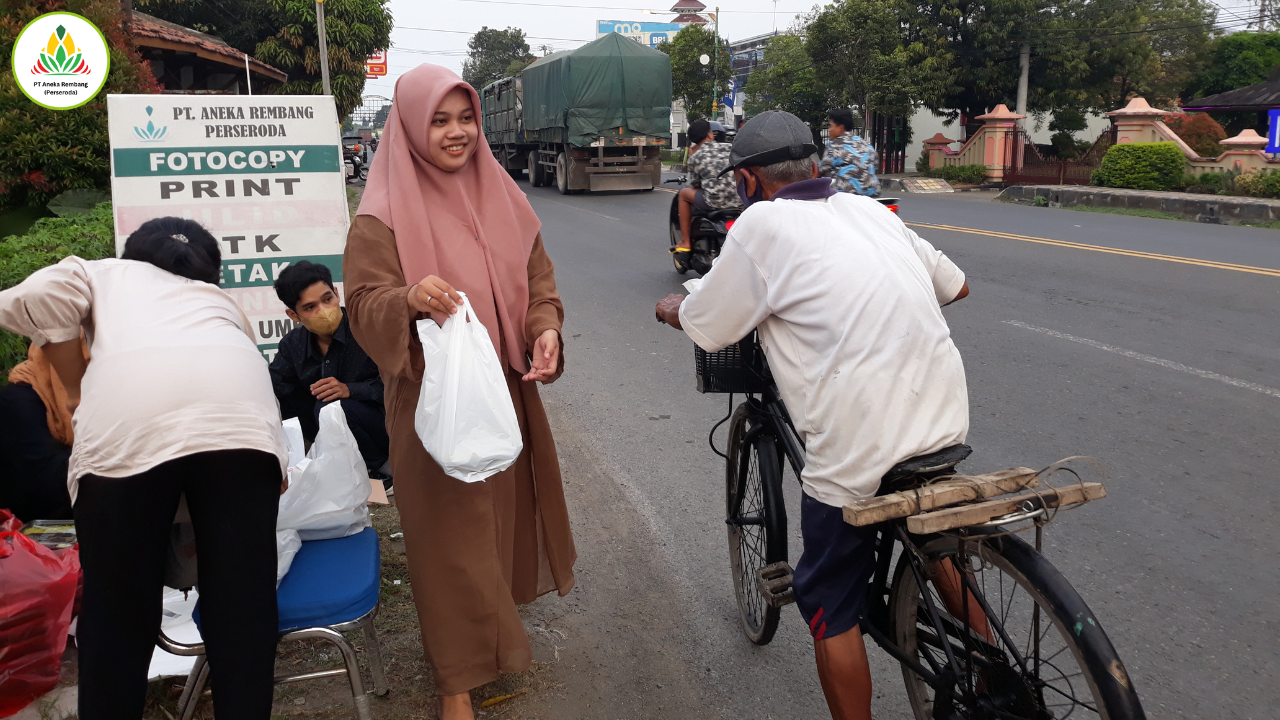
[415,292,523,483]
[275,404,372,581]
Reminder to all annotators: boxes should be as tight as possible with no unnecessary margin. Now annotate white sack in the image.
[414,292,523,483]
[282,417,306,469]
[275,403,371,580]
[275,529,301,587]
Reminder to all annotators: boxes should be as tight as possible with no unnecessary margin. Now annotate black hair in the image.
[688,118,711,145]
[121,217,221,284]
[274,260,335,312]
[827,108,856,132]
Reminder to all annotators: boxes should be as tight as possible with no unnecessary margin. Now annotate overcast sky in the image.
[362,0,815,101]
[361,0,1264,103]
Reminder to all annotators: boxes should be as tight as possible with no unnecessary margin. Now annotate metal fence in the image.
[1002,129,1111,186]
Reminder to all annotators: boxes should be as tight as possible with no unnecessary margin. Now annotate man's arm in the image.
[268,337,303,400]
[341,348,384,404]
[901,225,967,305]
[665,237,772,352]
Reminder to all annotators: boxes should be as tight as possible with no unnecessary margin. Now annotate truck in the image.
[480,32,672,194]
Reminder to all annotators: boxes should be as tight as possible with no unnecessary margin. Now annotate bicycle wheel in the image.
[890,533,1145,720]
[725,401,787,645]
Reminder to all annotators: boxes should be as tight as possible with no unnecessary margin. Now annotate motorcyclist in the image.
[819,108,880,197]
[654,110,970,720]
[673,119,742,271]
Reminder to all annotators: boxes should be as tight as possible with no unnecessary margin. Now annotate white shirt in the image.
[679,191,969,507]
[0,257,287,501]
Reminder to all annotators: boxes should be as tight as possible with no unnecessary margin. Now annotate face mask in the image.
[737,171,765,207]
[301,305,342,336]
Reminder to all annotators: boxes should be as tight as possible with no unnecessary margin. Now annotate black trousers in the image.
[0,382,73,522]
[75,450,281,720]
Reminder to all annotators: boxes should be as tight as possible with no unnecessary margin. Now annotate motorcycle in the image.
[665,175,901,276]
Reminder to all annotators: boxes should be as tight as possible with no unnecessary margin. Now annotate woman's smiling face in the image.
[428,87,479,172]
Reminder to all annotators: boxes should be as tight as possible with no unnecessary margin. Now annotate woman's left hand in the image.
[522,329,560,382]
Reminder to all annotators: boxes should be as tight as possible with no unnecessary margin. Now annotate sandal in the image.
[670,246,691,272]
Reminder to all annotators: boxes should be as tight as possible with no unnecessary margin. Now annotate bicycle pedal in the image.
[757,562,796,608]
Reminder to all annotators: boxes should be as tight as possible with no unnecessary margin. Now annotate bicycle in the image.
[697,332,1146,720]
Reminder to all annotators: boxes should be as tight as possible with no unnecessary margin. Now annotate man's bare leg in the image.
[440,691,474,720]
[814,625,873,720]
[931,558,992,641]
[677,187,697,250]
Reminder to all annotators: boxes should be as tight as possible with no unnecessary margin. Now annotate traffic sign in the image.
[365,50,387,79]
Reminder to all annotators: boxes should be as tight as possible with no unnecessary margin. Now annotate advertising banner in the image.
[596,20,683,48]
[365,50,388,79]
[107,95,348,361]
[1268,109,1280,154]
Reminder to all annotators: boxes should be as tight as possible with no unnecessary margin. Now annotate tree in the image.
[808,0,951,120]
[743,33,835,130]
[461,27,533,90]
[138,0,393,117]
[1,0,162,209]
[657,25,732,120]
[1185,31,1280,99]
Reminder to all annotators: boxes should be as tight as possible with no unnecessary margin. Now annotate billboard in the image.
[597,20,683,48]
[365,50,387,79]
[107,95,349,361]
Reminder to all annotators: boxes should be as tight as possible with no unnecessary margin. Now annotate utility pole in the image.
[1015,41,1030,129]
[712,8,720,122]
[316,0,332,96]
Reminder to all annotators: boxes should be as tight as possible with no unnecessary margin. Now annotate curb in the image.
[998,185,1280,225]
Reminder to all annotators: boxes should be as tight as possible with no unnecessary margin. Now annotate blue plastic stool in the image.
[159,527,387,720]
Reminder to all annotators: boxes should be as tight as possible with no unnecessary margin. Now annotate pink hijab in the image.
[357,64,542,371]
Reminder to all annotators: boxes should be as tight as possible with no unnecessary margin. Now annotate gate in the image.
[1002,129,1110,186]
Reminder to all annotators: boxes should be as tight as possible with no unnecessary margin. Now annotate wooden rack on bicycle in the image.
[844,467,1106,533]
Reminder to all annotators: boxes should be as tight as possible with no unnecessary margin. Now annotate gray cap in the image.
[718,110,819,177]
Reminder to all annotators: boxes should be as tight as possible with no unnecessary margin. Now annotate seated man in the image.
[270,261,390,482]
[674,118,742,271]
[655,111,970,720]
[819,107,880,197]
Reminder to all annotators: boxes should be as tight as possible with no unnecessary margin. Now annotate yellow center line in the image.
[907,222,1280,278]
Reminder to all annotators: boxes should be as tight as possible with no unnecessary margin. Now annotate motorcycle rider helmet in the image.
[717,110,818,177]
[707,120,728,143]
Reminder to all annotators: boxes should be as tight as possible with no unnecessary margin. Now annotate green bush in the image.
[0,202,115,380]
[1235,169,1280,199]
[1090,142,1187,191]
[915,153,931,174]
[925,164,988,185]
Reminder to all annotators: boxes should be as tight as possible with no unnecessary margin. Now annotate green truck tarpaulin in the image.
[522,33,673,147]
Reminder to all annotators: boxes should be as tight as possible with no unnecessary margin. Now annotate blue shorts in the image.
[693,189,714,212]
[793,492,880,641]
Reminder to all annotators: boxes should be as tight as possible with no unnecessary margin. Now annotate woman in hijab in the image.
[343,64,575,719]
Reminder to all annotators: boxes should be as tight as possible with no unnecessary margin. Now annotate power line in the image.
[444,0,807,14]
[396,26,592,42]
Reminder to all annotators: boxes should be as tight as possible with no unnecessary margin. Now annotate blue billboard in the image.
[1268,109,1280,154]
[597,20,684,48]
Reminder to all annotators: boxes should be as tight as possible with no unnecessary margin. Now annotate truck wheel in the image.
[528,150,542,187]
[556,152,570,195]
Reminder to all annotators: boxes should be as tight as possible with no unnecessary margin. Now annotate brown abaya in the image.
[343,214,576,694]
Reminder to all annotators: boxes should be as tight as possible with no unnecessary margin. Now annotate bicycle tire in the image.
[890,533,1145,720]
[725,401,787,645]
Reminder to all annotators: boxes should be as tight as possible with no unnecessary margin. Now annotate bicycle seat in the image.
[878,444,973,495]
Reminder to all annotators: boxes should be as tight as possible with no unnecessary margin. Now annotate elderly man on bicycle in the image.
[655,110,970,720]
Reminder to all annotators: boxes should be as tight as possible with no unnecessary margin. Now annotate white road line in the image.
[1004,320,1280,399]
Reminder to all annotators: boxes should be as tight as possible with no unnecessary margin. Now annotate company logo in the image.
[10,12,110,110]
[31,25,91,75]
[134,106,168,142]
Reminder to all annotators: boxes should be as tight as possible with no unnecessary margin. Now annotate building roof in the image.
[1183,67,1280,112]
[130,12,287,83]
[1106,96,1171,118]
[672,13,708,23]
[671,0,707,10]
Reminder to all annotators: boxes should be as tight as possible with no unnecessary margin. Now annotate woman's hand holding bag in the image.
[414,292,523,483]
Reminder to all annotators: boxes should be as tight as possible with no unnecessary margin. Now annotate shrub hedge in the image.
[925,164,988,185]
[0,202,116,380]
[1234,169,1280,199]
[1091,142,1186,191]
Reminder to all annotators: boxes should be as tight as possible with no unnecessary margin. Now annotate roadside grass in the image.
[1061,205,1183,221]
[1029,200,1280,229]
[346,186,362,219]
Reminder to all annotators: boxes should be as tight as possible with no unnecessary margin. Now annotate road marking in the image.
[1005,320,1280,399]
[909,222,1280,278]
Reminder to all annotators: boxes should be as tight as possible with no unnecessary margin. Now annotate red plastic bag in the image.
[0,509,79,718]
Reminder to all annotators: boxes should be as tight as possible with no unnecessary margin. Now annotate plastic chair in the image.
[158,527,388,720]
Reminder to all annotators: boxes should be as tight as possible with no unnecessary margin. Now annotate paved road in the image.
[510,181,1279,719]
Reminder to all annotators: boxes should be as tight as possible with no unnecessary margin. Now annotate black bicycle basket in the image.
[694,330,770,394]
